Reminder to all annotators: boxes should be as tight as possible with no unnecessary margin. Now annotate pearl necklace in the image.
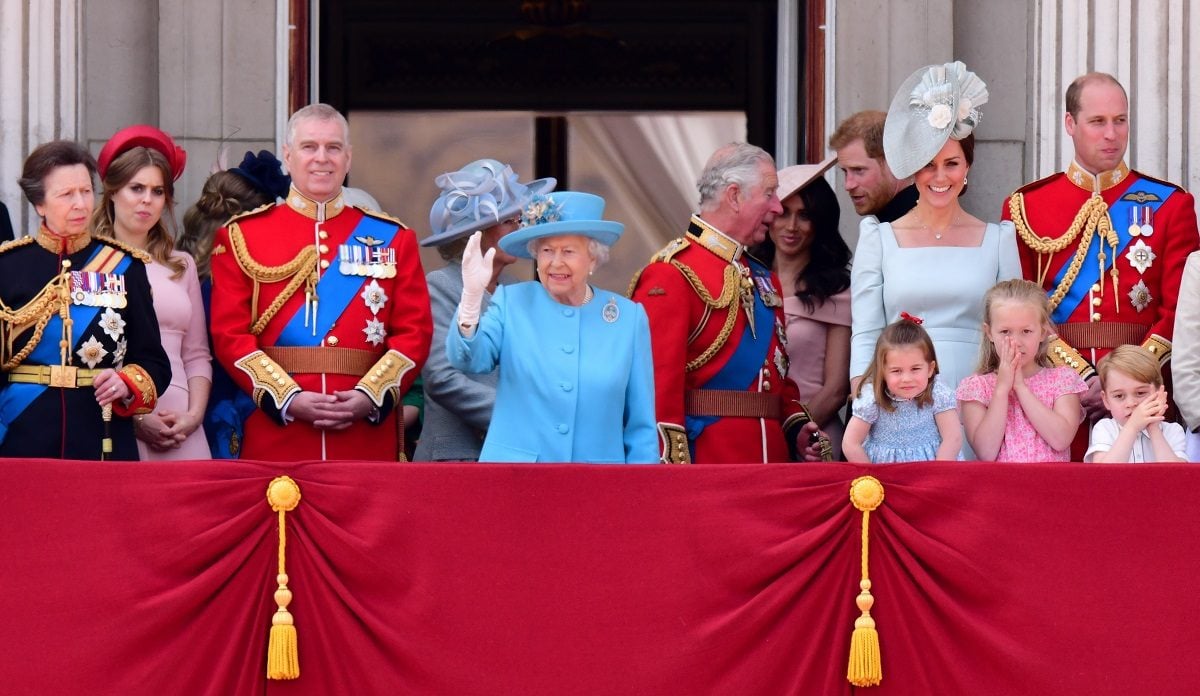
[580,286,594,305]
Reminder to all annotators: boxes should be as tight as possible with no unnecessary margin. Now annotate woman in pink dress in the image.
[751,158,852,458]
[91,126,212,460]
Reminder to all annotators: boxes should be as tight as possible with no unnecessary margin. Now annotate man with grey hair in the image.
[210,103,432,461]
[630,142,827,463]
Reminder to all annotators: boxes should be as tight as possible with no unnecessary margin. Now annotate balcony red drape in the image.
[0,459,1196,695]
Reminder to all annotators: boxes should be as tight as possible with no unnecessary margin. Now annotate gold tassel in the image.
[266,476,302,680]
[847,475,885,687]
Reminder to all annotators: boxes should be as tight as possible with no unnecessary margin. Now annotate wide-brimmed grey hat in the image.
[424,159,555,247]
[883,61,988,180]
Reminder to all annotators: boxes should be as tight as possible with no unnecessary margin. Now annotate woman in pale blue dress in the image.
[850,61,1020,458]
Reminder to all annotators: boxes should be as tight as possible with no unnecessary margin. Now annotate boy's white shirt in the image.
[1084,418,1188,462]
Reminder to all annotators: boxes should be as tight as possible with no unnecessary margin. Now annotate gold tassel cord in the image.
[266,476,302,680]
[847,475,885,687]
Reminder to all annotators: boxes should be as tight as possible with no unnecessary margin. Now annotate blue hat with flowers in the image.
[498,191,625,259]
[424,159,555,248]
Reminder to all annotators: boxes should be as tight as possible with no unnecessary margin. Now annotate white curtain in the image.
[567,113,746,293]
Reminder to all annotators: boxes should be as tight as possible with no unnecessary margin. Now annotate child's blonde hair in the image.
[976,279,1055,373]
[854,315,938,412]
[1097,344,1163,389]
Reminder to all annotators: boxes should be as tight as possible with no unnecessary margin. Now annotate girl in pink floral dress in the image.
[958,280,1086,461]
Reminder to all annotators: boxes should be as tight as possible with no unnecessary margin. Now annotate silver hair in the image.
[526,236,611,268]
[285,103,350,147]
[695,142,774,210]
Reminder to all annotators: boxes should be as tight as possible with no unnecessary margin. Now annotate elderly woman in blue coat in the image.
[447,191,658,463]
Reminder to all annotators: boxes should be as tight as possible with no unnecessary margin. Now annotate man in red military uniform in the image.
[1003,73,1199,453]
[630,143,824,463]
[210,104,432,461]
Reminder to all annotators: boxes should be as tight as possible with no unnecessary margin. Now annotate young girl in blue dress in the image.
[843,314,963,462]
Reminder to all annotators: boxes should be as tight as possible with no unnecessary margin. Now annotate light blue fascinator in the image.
[883,61,989,180]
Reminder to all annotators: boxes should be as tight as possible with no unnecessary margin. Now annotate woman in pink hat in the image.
[92,125,213,460]
[751,158,851,458]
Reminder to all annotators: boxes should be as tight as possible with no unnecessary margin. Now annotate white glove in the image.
[458,230,495,332]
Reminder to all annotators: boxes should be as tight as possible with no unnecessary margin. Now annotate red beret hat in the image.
[97,124,186,181]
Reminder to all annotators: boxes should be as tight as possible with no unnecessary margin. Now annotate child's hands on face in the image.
[995,337,1021,391]
[1126,385,1168,432]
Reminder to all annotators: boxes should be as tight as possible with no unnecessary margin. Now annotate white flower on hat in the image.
[958,98,973,121]
[928,104,953,129]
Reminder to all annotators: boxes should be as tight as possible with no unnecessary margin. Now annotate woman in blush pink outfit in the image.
[91,126,213,460]
[750,158,851,458]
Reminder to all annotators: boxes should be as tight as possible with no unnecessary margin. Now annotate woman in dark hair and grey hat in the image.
[414,159,554,461]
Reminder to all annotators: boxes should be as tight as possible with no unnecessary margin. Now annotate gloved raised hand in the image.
[457,230,495,334]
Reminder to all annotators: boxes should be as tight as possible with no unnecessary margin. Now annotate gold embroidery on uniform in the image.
[356,349,416,406]
[235,350,299,409]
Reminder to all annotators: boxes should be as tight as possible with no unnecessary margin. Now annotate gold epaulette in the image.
[0,236,36,254]
[358,207,408,229]
[1143,334,1172,366]
[97,236,152,264]
[650,236,690,263]
[225,201,276,226]
[627,237,692,297]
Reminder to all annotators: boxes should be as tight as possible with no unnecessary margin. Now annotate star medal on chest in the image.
[99,307,126,341]
[363,317,386,345]
[113,338,128,367]
[76,335,108,369]
[1125,239,1155,274]
[360,279,389,316]
[602,297,620,323]
[1128,279,1152,312]
[773,346,788,380]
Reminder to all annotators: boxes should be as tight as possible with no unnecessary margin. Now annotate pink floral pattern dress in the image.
[956,366,1087,462]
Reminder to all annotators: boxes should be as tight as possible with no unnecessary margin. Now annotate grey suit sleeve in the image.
[422,269,498,431]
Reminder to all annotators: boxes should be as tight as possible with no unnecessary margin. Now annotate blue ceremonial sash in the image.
[276,215,399,347]
[1051,177,1175,323]
[686,259,779,444]
[0,247,134,444]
